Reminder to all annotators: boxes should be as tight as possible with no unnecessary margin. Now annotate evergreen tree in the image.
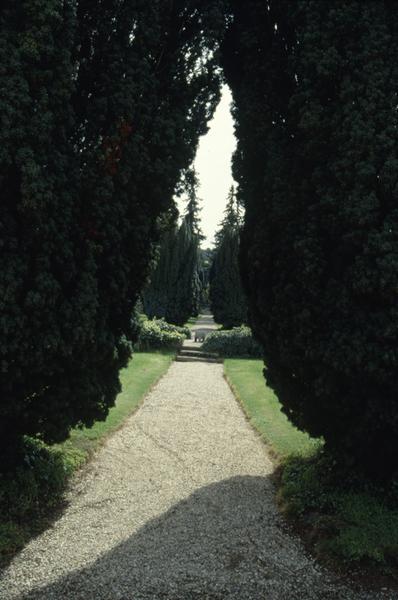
[222,0,398,477]
[198,247,214,308]
[183,172,204,318]
[141,211,179,321]
[0,0,227,462]
[209,187,247,328]
[143,175,203,325]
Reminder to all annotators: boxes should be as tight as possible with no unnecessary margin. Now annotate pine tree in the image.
[209,187,247,328]
[222,0,398,477]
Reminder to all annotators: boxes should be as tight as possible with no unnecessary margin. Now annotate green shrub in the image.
[0,437,85,558]
[136,318,186,351]
[0,438,85,523]
[202,326,263,357]
[155,318,191,340]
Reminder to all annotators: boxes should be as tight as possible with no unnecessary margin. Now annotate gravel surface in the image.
[0,319,394,599]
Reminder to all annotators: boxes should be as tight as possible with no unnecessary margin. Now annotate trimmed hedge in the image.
[136,317,189,351]
[202,326,263,358]
[155,319,191,340]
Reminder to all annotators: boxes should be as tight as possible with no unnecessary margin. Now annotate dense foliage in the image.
[198,247,214,308]
[136,316,190,351]
[209,187,247,327]
[143,179,204,325]
[222,0,398,477]
[0,0,227,463]
[202,326,262,358]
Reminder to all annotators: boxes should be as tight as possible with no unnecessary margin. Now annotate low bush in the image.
[202,326,263,357]
[155,318,191,340]
[136,317,187,351]
[0,437,85,559]
[279,451,398,570]
[0,438,84,521]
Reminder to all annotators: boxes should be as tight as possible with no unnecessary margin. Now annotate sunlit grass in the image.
[224,358,321,458]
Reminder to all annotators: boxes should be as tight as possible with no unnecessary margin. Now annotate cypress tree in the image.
[198,247,214,309]
[209,187,247,328]
[0,0,85,460]
[223,0,398,477]
[0,0,227,461]
[141,214,179,321]
[143,175,203,325]
[183,172,204,319]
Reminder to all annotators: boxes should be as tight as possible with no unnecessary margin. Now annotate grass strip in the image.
[224,358,320,458]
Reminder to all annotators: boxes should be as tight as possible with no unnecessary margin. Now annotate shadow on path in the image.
[15,475,347,600]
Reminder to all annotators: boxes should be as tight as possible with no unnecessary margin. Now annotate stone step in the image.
[179,349,219,360]
[175,355,223,364]
[182,344,205,352]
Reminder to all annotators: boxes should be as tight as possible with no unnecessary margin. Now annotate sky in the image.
[177,85,237,248]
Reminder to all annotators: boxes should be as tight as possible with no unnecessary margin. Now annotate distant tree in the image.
[143,173,203,325]
[198,247,214,308]
[141,209,179,321]
[209,187,247,328]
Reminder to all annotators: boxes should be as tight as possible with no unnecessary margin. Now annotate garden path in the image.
[0,315,385,599]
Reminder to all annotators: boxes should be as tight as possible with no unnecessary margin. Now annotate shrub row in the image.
[202,326,263,357]
[135,317,190,351]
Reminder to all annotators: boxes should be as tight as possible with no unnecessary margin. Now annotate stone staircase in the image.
[175,345,223,364]
[175,312,223,364]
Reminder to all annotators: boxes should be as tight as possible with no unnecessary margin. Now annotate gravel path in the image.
[0,324,392,599]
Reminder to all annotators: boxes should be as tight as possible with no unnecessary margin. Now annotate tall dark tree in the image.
[141,210,179,321]
[143,175,203,325]
[198,247,214,308]
[223,0,398,477]
[183,172,204,318]
[0,0,227,462]
[209,186,247,328]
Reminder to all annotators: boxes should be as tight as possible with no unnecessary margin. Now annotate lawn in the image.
[224,358,321,458]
